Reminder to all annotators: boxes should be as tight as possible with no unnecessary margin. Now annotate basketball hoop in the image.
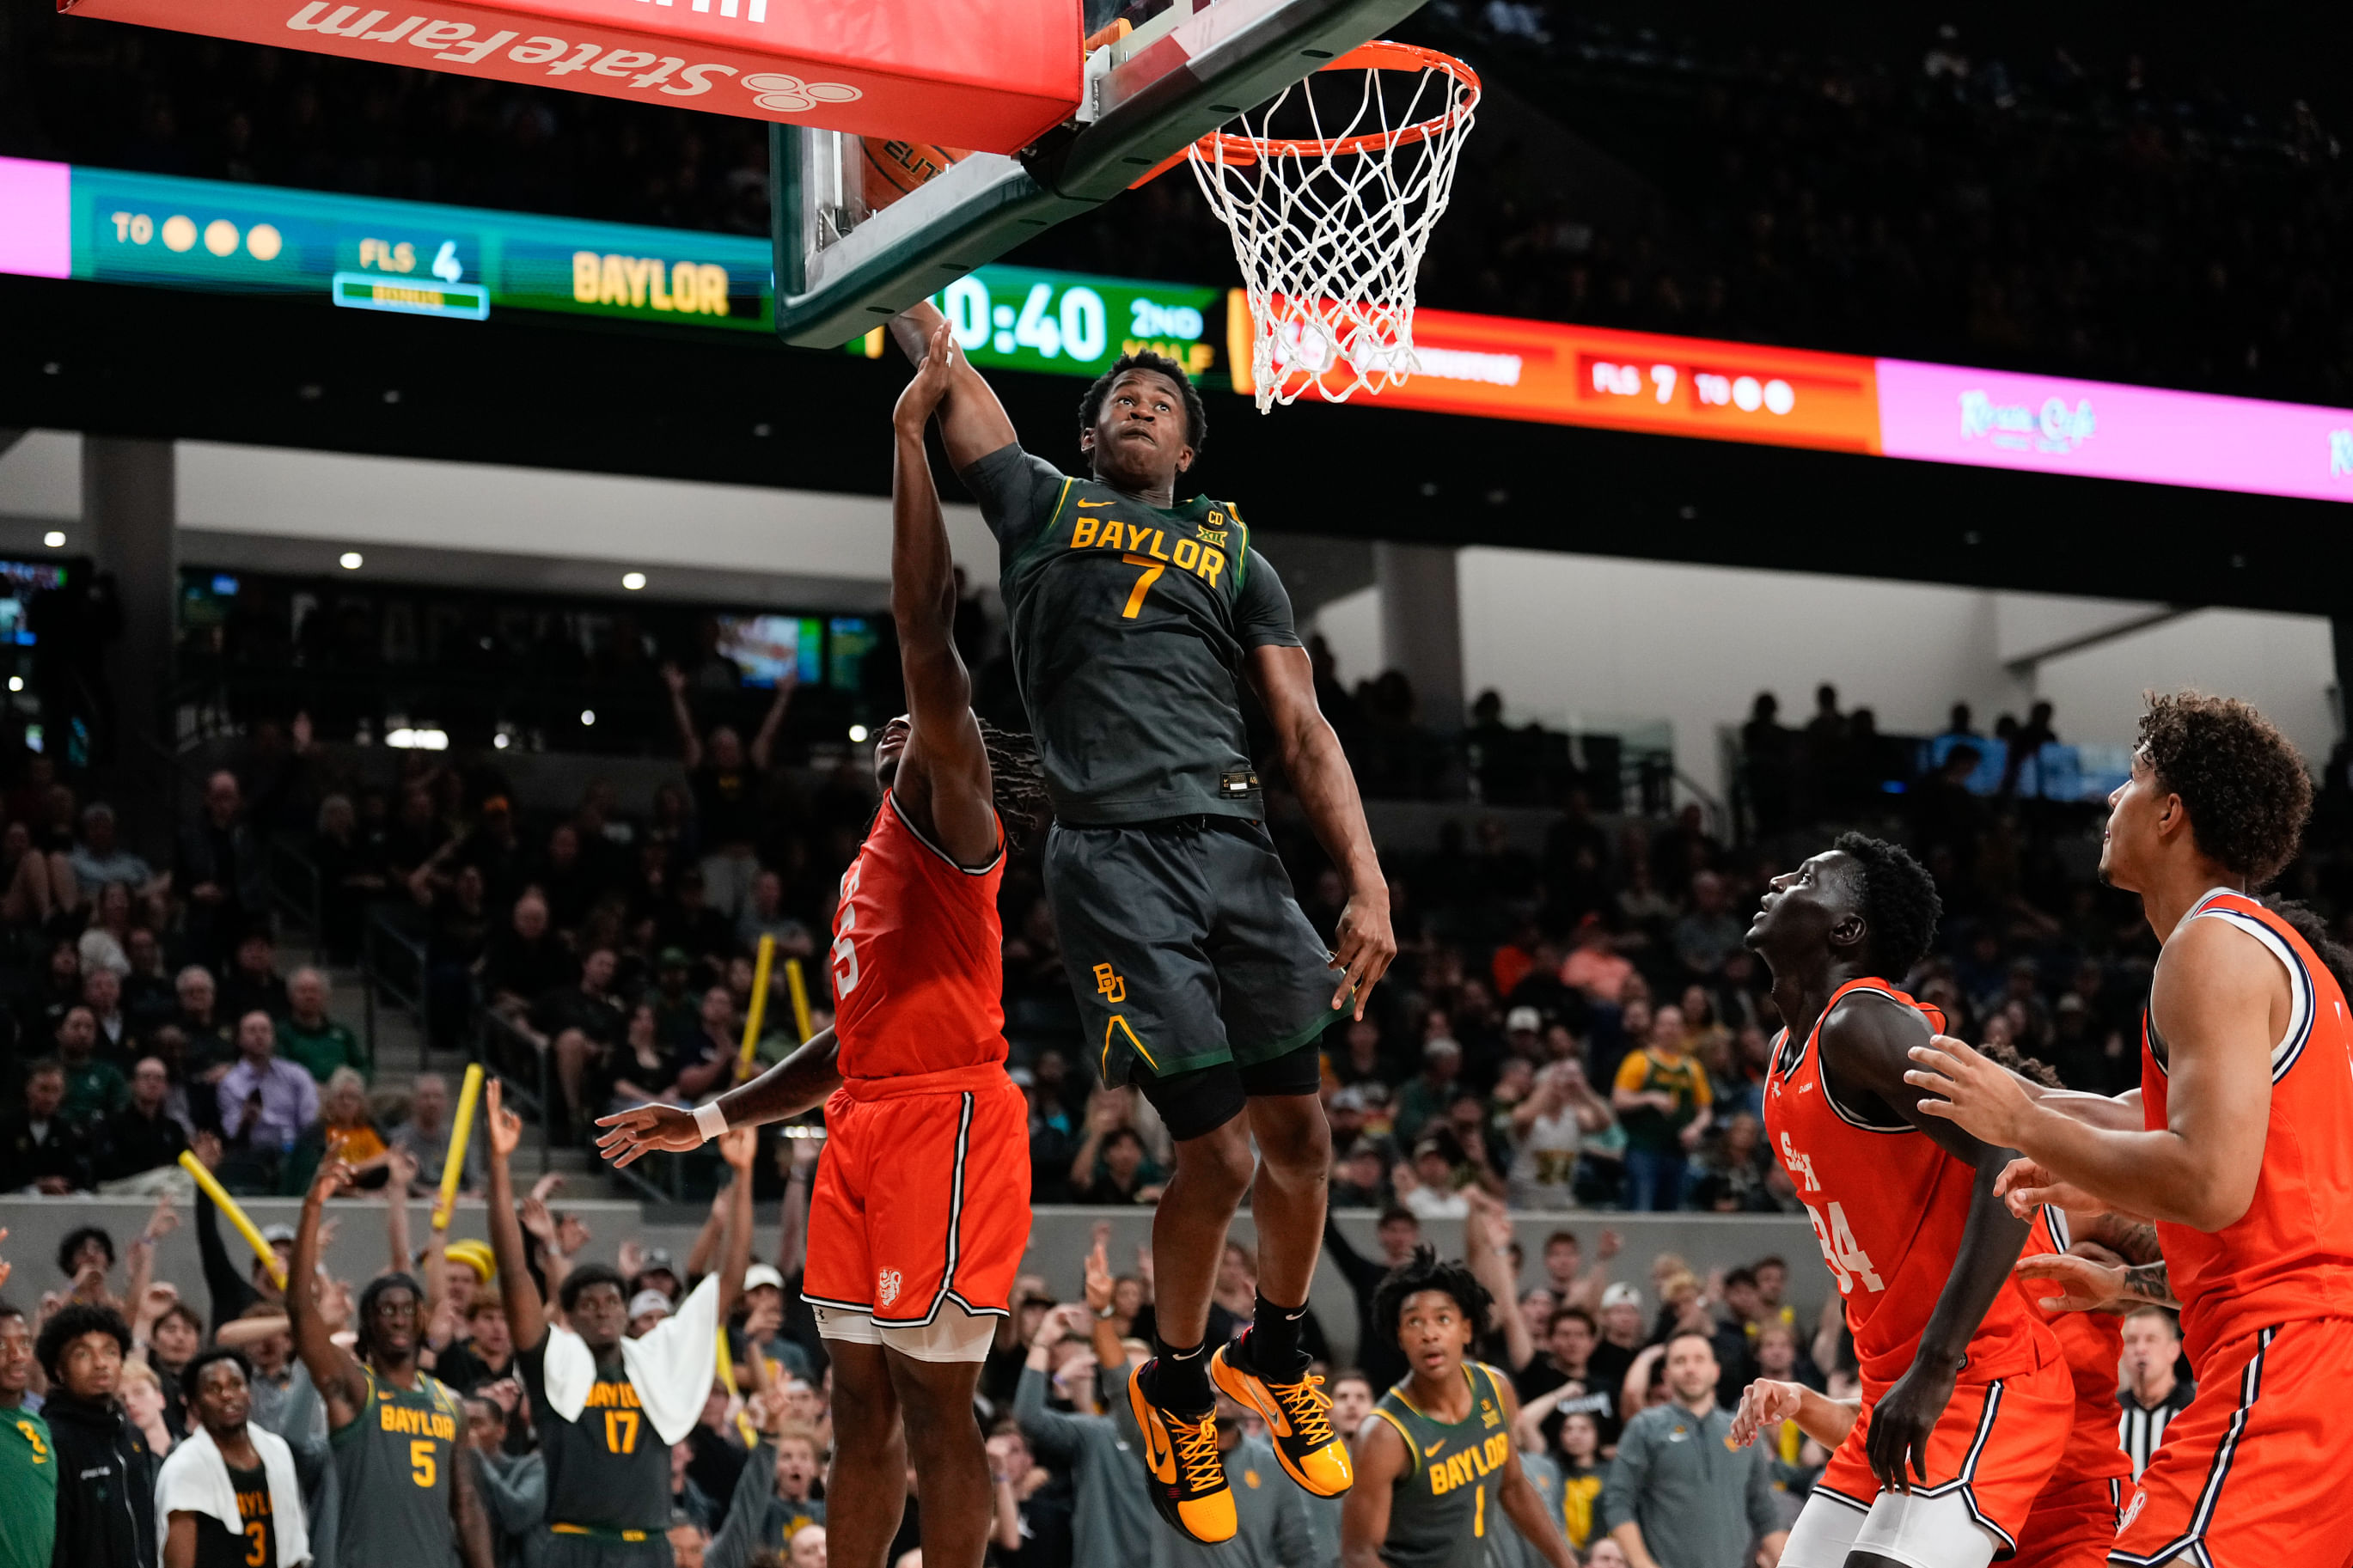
[1187,40,1480,412]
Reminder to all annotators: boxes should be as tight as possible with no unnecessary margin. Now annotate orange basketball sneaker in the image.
[1129,1358,1238,1544]
[1211,1333,1354,1497]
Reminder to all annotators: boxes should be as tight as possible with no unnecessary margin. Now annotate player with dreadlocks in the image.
[1342,1247,1574,1568]
[1747,833,2069,1568]
[289,1159,495,1568]
[598,320,1044,1568]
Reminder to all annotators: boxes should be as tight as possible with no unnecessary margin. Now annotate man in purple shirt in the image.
[217,1010,318,1191]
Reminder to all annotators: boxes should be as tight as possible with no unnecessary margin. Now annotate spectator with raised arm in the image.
[663,660,794,924]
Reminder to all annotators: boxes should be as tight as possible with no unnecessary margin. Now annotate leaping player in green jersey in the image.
[1345,1249,1577,1568]
[886,304,1396,1544]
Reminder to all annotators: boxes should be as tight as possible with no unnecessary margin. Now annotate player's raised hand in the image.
[1084,1229,1114,1314]
[595,1102,705,1169]
[1730,1378,1806,1448]
[718,1125,759,1173]
[2014,1248,2131,1314]
[485,1079,524,1162]
[307,1156,358,1205]
[1328,893,1398,1021]
[894,319,962,436]
[1903,1034,2034,1146]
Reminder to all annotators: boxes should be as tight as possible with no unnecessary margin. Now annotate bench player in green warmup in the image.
[486,1080,758,1568]
[289,1159,496,1568]
[1344,1249,1576,1568]
[885,295,1395,1545]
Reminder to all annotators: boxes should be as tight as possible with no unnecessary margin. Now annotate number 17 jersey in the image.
[1764,977,2050,1390]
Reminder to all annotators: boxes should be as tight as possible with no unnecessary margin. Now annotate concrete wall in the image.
[0,1195,1818,1370]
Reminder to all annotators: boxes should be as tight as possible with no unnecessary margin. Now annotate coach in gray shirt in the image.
[1600,1332,1788,1568]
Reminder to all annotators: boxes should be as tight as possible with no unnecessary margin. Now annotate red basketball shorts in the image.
[2111,1317,2353,1568]
[2010,1473,2126,1568]
[802,1066,1030,1330]
[1813,1351,2073,1557]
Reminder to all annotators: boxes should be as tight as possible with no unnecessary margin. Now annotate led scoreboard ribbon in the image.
[5,154,2350,506]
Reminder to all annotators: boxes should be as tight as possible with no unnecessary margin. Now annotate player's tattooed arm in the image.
[451,1441,498,1568]
[1824,995,2033,1490]
[289,1158,370,1429]
[886,302,1018,471]
[2014,1240,2179,1314]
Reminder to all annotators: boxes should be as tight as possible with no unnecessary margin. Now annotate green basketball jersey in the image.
[0,1406,57,1568]
[967,442,1302,826]
[328,1367,465,1568]
[1371,1363,1517,1568]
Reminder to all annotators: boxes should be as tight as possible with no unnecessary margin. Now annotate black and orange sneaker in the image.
[1128,1358,1238,1543]
[1211,1334,1353,1497]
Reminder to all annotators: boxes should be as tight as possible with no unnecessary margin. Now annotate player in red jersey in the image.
[1904,692,2353,1568]
[596,320,1050,1568]
[1749,833,2069,1568]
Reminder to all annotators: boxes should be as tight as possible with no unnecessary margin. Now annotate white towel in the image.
[155,1422,311,1568]
[540,1271,722,1448]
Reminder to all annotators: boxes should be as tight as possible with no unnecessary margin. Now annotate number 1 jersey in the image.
[963,442,1302,827]
[1764,977,2053,1389]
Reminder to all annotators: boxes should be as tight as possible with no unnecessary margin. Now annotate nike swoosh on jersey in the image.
[1076,499,1117,508]
[1424,1440,1445,1455]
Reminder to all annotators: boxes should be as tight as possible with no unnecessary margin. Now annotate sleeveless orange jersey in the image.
[828,791,1007,1082]
[1766,977,2055,1388]
[2142,888,2353,1364]
[2015,1206,2130,1486]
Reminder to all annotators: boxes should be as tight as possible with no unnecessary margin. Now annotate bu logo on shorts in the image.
[1093,964,1126,1004]
[878,1269,902,1308]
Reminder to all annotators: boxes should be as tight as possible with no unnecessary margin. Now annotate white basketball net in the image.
[1189,44,1479,412]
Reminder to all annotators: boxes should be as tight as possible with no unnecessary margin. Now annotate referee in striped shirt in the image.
[2118,1306,2196,1479]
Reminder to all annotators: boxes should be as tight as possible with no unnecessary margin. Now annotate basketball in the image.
[860,137,963,213]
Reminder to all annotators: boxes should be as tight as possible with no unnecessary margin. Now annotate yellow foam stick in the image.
[714,1329,759,1446]
[433,1064,485,1233]
[178,1150,288,1290]
[784,956,814,1045]
[736,934,776,1084]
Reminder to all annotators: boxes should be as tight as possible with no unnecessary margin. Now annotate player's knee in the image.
[1181,1121,1258,1199]
[1253,1102,1330,1181]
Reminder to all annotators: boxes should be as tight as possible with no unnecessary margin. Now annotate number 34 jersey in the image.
[963,442,1303,827]
[1764,977,2054,1390]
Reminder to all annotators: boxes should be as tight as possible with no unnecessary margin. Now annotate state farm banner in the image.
[58,0,1082,154]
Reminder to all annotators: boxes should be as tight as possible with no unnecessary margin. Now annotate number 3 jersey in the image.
[1764,977,2054,1390]
[962,442,1302,827]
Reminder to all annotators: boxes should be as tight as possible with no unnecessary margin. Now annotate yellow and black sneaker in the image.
[1128,1358,1238,1543]
[1211,1334,1353,1497]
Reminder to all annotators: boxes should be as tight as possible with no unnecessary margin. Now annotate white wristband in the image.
[693,1101,730,1143]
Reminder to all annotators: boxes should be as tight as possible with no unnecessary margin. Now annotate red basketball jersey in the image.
[2015,1206,2130,1484]
[828,791,1008,1082]
[1766,977,2055,1388]
[2142,888,2353,1363]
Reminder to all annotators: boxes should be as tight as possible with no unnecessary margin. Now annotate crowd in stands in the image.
[6,608,2353,1217]
[4,0,2349,404]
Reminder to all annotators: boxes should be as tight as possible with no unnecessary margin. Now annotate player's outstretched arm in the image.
[1491,1380,1578,1568]
[888,302,1018,471]
[1732,1377,1855,1449]
[481,1080,548,1352]
[712,1127,759,1322]
[288,1157,369,1430]
[889,320,998,867]
[596,1028,841,1168]
[1824,995,2032,1491]
[1339,1412,1406,1568]
[1247,644,1395,1019]
[1906,919,2276,1229]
